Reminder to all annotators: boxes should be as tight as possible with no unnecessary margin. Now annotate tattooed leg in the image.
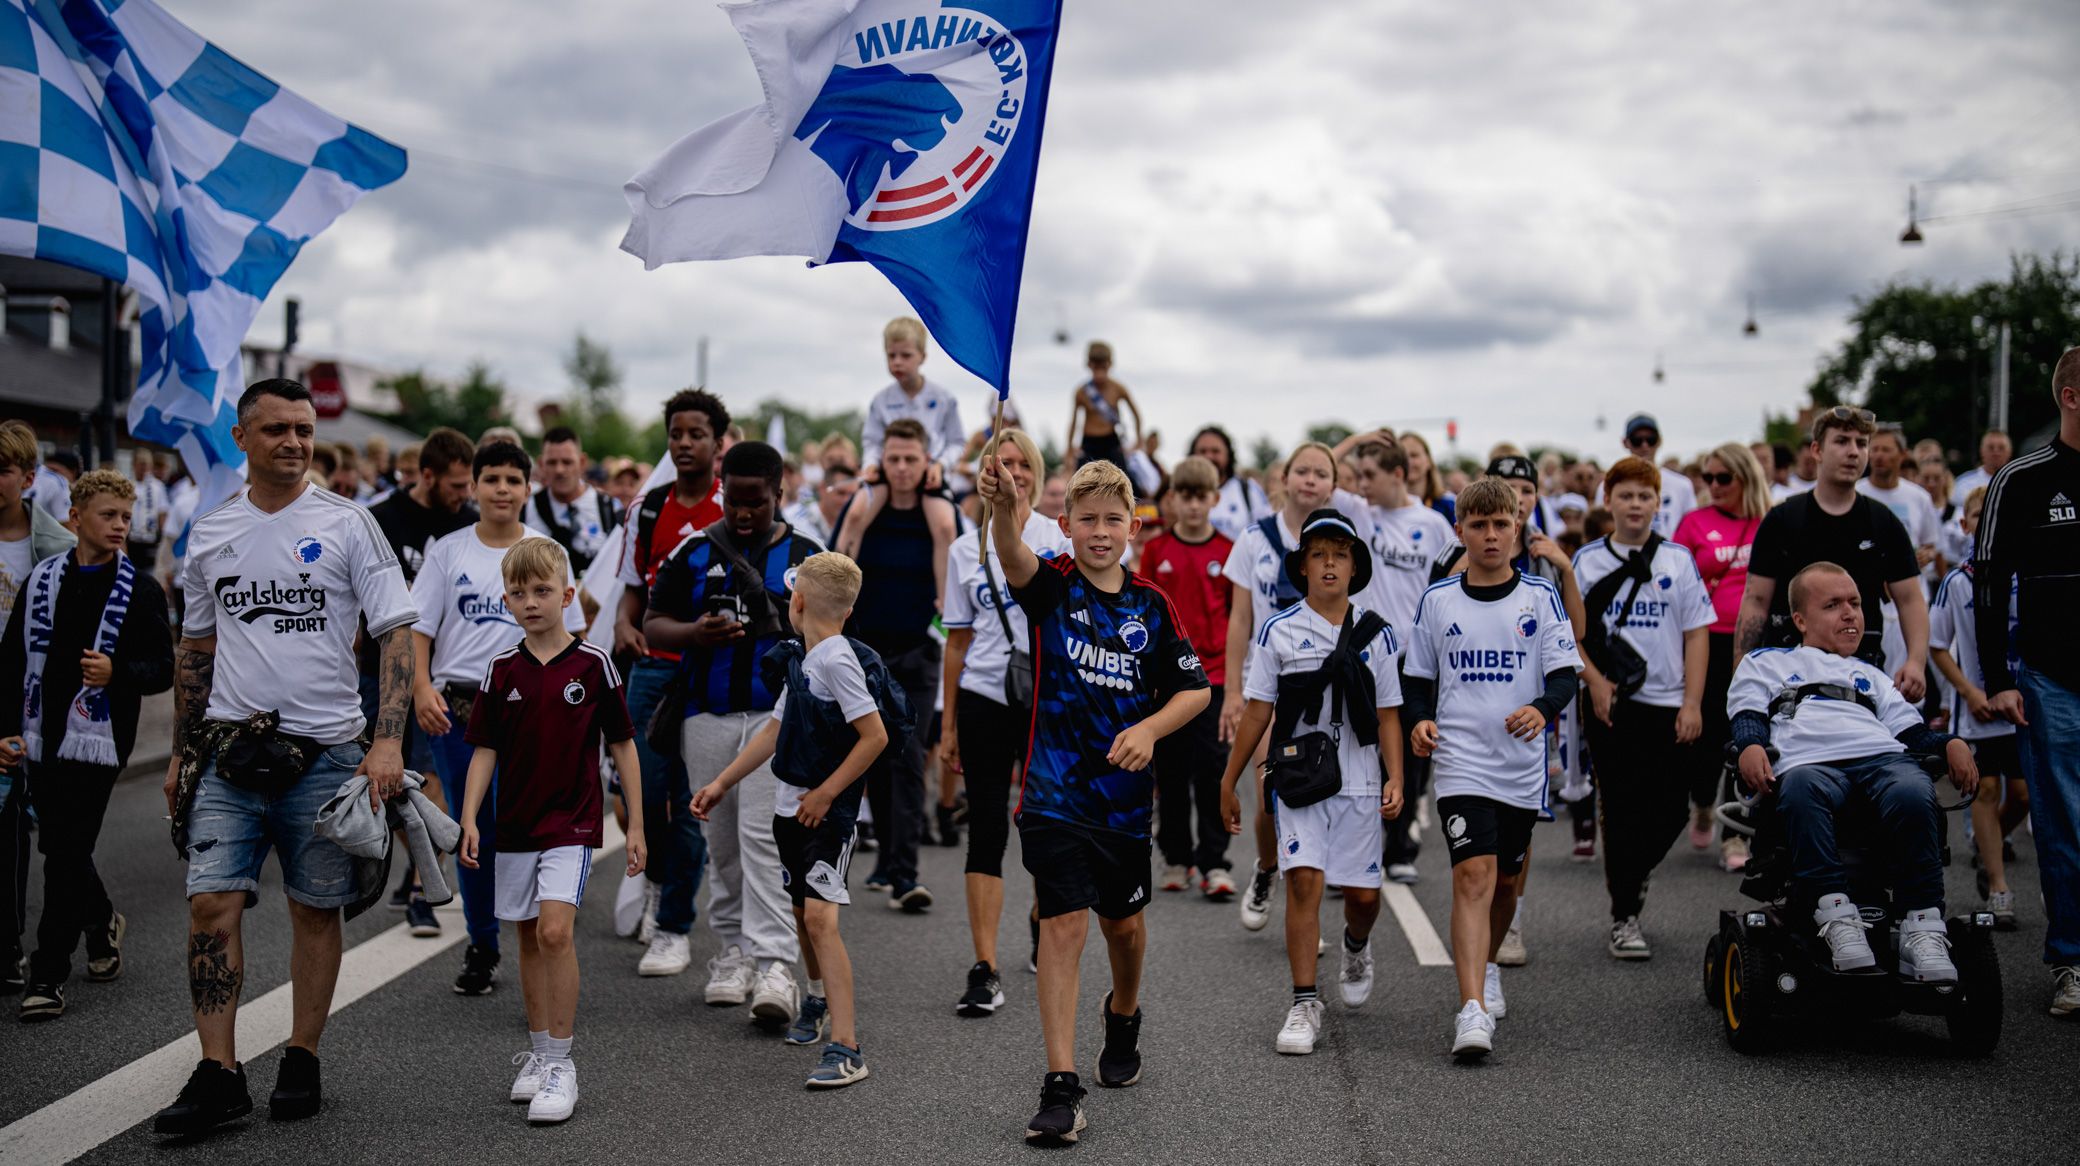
[188,892,246,1064]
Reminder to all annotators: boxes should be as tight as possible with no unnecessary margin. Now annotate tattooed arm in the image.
[358,623,413,808]
[163,635,217,814]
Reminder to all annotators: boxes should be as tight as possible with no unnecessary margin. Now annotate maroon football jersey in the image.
[465,637,635,851]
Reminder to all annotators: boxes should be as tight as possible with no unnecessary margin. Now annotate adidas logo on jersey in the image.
[1298,638,1315,649]
[707,564,727,578]
[1156,559,1174,573]
[1070,609,1091,625]
[1445,622,1464,637]
[2052,493,2076,522]
[457,573,472,585]
[506,689,522,701]
[214,545,237,560]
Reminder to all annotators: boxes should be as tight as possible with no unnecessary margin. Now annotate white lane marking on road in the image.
[0,822,626,1166]
[1383,883,1452,966]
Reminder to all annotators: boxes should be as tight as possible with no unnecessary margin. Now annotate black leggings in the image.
[1689,632,1736,809]
[958,689,1030,878]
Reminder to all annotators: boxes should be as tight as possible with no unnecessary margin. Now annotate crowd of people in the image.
[0,323,2075,1146]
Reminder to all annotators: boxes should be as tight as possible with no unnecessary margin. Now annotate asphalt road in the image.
[4,770,2076,1164]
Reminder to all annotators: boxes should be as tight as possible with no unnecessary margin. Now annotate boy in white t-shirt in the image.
[411,443,584,993]
[1405,479,1582,1060]
[1220,511,1403,1056]
[694,553,899,1089]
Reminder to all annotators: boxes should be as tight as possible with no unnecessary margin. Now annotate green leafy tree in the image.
[380,364,510,438]
[1807,252,2080,459]
[1250,434,1281,471]
[557,332,647,462]
[1305,422,1354,448]
[742,399,865,457]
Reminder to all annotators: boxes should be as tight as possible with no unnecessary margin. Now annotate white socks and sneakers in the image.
[638,931,692,977]
[516,1032,577,1123]
[1895,907,1957,983]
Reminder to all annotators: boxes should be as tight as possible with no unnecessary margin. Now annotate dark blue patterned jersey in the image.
[1011,554,1210,837]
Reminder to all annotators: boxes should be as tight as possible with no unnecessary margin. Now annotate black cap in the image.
[44,451,82,476]
[1485,455,1537,485]
[1284,508,1373,596]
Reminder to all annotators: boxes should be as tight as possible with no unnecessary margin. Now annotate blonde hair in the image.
[1066,458,1136,517]
[0,420,38,472]
[989,427,1046,507]
[71,468,135,507]
[500,537,569,589]
[883,317,928,354]
[1401,432,1445,505]
[1283,440,1339,480]
[1706,441,1771,519]
[795,551,864,620]
[1170,456,1219,496]
[1455,477,1520,522]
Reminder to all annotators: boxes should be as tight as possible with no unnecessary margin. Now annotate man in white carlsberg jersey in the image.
[153,380,419,1137]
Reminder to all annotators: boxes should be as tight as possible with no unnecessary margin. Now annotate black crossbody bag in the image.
[1262,610,1384,810]
[978,547,1035,709]
[1583,535,1661,700]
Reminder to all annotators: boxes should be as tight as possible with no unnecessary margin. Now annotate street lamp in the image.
[1899,186,1924,245]
[1742,295,1759,337]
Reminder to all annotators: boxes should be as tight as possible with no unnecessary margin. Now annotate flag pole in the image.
[979,392,1007,569]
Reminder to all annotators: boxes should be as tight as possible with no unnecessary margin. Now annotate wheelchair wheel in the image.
[1702,933,1725,1008]
[1943,919,2002,1057]
[1720,933,1774,1054]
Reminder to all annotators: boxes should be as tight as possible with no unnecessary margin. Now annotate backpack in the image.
[531,489,619,572]
[1257,516,1303,611]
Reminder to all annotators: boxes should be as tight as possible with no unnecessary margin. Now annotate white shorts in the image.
[494,846,593,922]
[1274,794,1385,888]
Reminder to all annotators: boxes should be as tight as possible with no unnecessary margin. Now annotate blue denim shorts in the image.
[184,742,365,909]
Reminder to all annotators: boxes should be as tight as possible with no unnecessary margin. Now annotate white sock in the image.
[529,1030,550,1057]
[544,1035,573,1065]
[807,978,826,998]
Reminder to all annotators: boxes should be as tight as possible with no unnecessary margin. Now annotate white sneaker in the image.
[1484,962,1507,1020]
[1339,939,1375,1007]
[613,871,648,939]
[749,960,801,1025]
[1495,916,1528,967]
[1385,862,1419,885]
[509,1050,547,1102]
[1451,1000,1495,1059]
[1986,889,2016,930]
[526,1061,577,1123]
[1608,916,1652,960]
[1160,864,1191,892]
[1895,909,1957,983]
[1813,893,1876,971]
[704,945,757,1005]
[637,932,692,977]
[2051,966,2080,1018]
[637,881,661,945]
[1240,866,1277,931]
[1276,998,1326,1055]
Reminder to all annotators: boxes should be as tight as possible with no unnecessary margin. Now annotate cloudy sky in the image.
[185,0,2079,464]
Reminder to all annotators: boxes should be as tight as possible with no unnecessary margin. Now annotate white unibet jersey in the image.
[1727,645,1922,774]
[412,530,586,688]
[942,512,1068,705]
[182,485,417,743]
[1570,537,1715,708]
[1367,501,1457,653]
[1222,493,1386,651]
[769,636,877,818]
[1929,567,2017,743]
[1243,600,1403,799]
[1406,573,1582,812]
[523,485,615,571]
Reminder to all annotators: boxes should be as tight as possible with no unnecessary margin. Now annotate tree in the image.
[1305,422,1354,448]
[1250,434,1281,471]
[742,399,865,457]
[557,331,644,462]
[380,364,510,438]
[1807,252,2080,460]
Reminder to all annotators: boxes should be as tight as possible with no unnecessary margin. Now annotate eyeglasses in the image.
[1626,433,1661,448]
[1701,471,1737,487]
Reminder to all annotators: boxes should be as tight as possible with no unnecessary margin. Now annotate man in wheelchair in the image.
[1727,562,1978,983]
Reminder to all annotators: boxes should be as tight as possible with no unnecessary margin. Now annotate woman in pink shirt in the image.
[1671,442,1771,871]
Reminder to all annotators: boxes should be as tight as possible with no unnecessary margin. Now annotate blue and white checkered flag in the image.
[0,0,404,524]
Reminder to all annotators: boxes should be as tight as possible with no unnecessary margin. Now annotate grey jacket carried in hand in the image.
[313,771,460,921]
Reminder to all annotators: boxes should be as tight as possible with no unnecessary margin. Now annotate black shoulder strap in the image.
[979,539,1018,643]
[636,484,673,564]
[532,490,573,547]
[597,491,621,535]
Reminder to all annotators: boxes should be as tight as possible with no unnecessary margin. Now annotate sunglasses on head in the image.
[1701,471,1737,487]
[1822,406,1877,425]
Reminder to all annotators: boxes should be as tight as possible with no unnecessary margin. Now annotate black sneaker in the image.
[388,865,417,911]
[453,943,500,996]
[1024,1071,1087,1144]
[18,982,64,1022]
[855,823,878,853]
[890,880,933,913]
[956,961,1005,1018]
[85,911,126,982]
[405,896,441,938]
[269,1046,322,1120]
[935,804,961,848]
[3,947,24,995]
[153,1059,253,1137]
[1096,991,1143,1087]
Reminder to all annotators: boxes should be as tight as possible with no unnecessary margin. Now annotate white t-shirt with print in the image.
[943,512,1068,705]
[182,485,417,743]
[769,636,878,816]
[1726,645,1922,773]
[1570,536,1715,708]
[522,485,615,570]
[1243,600,1403,799]
[412,529,586,687]
[1209,476,1271,542]
[1405,573,1582,811]
[1929,567,2016,743]
[1366,501,1457,651]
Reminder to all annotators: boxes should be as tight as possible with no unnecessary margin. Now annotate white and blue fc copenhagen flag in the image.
[0,0,404,515]
[622,0,1060,394]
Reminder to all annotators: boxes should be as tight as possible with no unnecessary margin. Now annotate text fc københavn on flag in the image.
[0,0,405,510]
[621,0,1062,393]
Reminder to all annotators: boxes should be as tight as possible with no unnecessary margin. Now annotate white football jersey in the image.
[1405,573,1582,811]
[1929,567,2016,743]
[1367,501,1457,653]
[412,529,586,688]
[1243,600,1403,799]
[1726,645,1922,773]
[1571,537,1715,708]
